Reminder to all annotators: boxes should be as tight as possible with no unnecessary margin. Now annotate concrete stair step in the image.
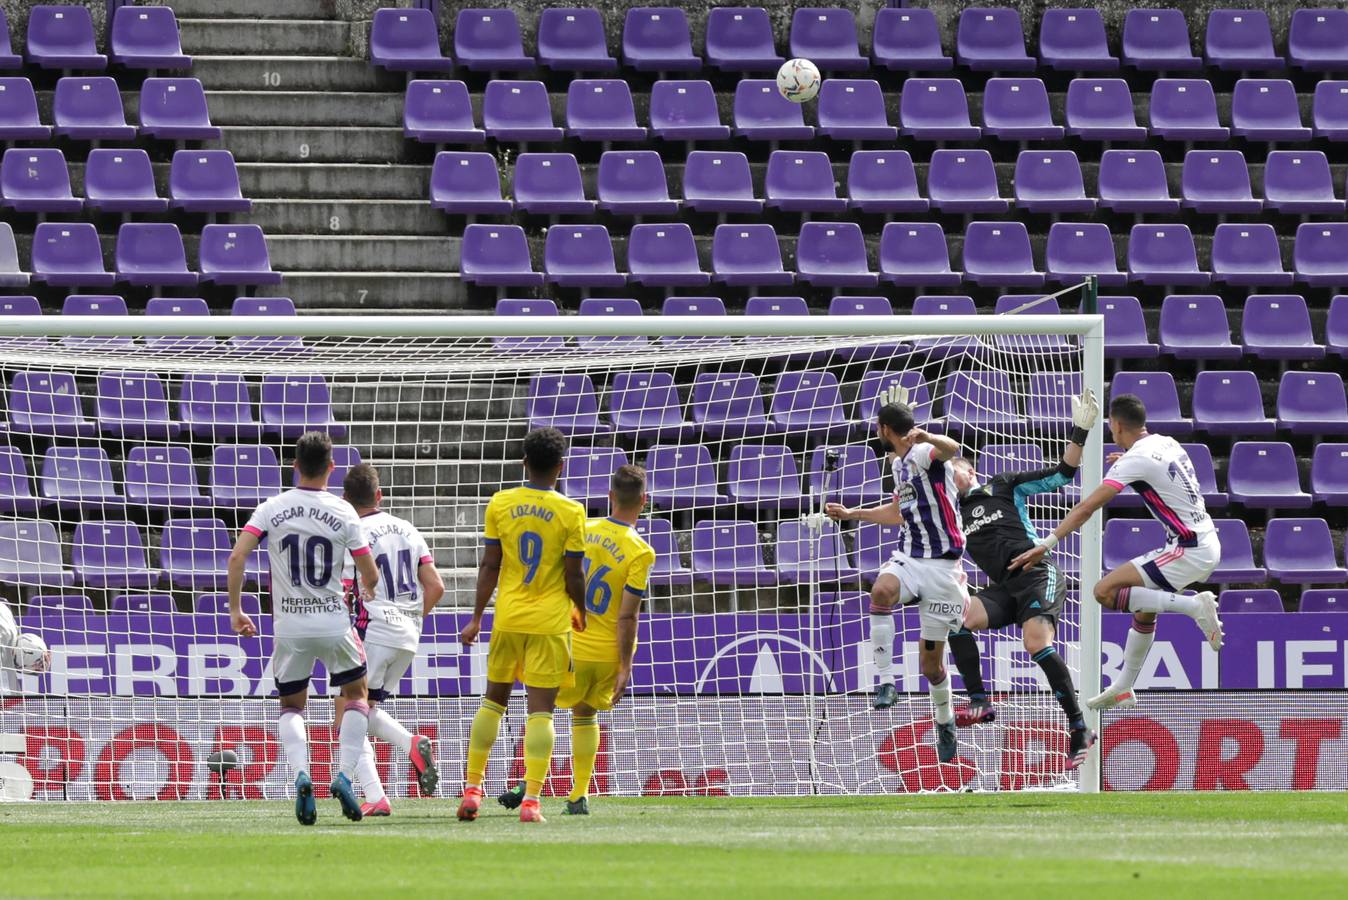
[179,19,353,56]
[237,163,428,200]
[221,126,410,163]
[205,91,403,127]
[168,0,340,20]
[281,272,465,310]
[248,199,444,236]
[191,56,403,92]
[266,235,458,271]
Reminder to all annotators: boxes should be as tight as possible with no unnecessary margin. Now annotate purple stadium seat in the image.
[369,8,452,72]
[1109,371,1192,436]
[1181,150,1260,214]
[770,371,850,443]
[179,374,261,442]
[879,222,960,288]
[527,373,609,438]
[544,225,625,288]
[1016,151,1094,214]
[683,151,760,213]
[765,150,845,213]
[648,80,729,141]
[597,151,678,216]
[657,296,728,353]
[1149,79,1228,141]
[429,151,511,215]
[1231,80,1311,141]
[31,223,113,288]
[691,371,776,441]
[260,375,342,441]
[567,79,645,141]
[1211,224,1291,287]
[846,150,926,214]
[827,295,906,364]
[943,371,1024,432]
[115,222,197,288]
[982,77,1062,140]
[1158,294,1240,360]
[1276,371,1348,435]
[0,148,81,213]
[198,225,280,287]
[1064,79,1146,142]
[872,7,950,71]
[577,297,648,354]
[85,149,167,214]
[125,445,207,510]
[789,8,865,71]
[139,78,220,140]
[110,6,190,69]
[645,444,727,511]
[808,444,885,507]
[1205,10,1281,71]
[492,298,563,354]
[609,370,691,442]
[169,150,250,213]
[691,520,776,586]
[0,445,35,515]
[27,5,105,69]
[1241,294,1323,361]
[816,79,894,141]
[978,443,1045,481]
[1020,372,1081,430]
[482,81,563,142]
[855,368,936,425]
[561,446,629,511]
[0,226,26,288]
[0,9,19,69]
[1295,223,1348,286]
[1098,295,1158,359]
[1127,224,1209,286]
[97,370,180,440]
[994,294,1071,357]
[460,224,542,287]
[72,522,159,589]
[899,78,980,141]
[160,518,230,590]
[706,7,782,73]
[1290,9,1348,72]
[726,445,804,512]
[963,221,1043,288]
[60,294,130,353]
[623,7,699,72]
[712,224,792,287]
[40,446,123,513]
[1312,444,1348,505]
[453,9,532,72]
[733,79,813,141]
[776,522,859,584]
[1039,9,1117,71]
[513,153,593,215]
[210,445,281,508]
[111,593,176,614]
[633,518,692,587]
[1265,518,1348,583]
[927,149,1007,214]
[1312,81,1348,140]
[1046,223,1124,286]
[796,221,876,289]
[1101,150,1181,213]
[538,9,616,72]
[854,521,902,581]
[0,77,50,140]
[1300,591,1348,613]
[956,7,1033,71]
[403,81,484,144]
[1263,151,1343,214]
[1331,296,1348,359]
[0,521,72,587]
[1123,9,1200,71]
[228,296,303,355]
[1192,371,1275,436]
[1227,441,1311,507]
[1219,590,1283,614]
[1102,519,1165,572]
[627,224,707,288]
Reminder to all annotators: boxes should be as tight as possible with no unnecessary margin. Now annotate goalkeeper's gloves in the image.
[877,384,911,409]
[1070,387,1100,446]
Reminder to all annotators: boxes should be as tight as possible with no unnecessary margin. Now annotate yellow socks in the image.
[523,711,556,798]
[568,715,599,803]
[465,699,505,788]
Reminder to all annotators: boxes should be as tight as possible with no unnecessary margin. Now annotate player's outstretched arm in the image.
[611,589,643,706]
[419,561,445,617]
[913,428,960,462]
[226,530,260,637]
[826,500,904,526]
[462,543,501,646]
[1007,481,1119,571]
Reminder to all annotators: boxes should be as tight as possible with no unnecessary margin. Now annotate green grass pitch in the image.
[1,793,1344,898]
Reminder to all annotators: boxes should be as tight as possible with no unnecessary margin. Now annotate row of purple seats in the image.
[1222,591,1346,613]
[1108,369,1348,438]
[1,370,341,441]
[0,148,248,215]
[0,5,189,71]
[24,593,265,617]
[1221,442,1348,508]
[1106,517,1348,585]
[0,76,218,142]
[3,222,278,290]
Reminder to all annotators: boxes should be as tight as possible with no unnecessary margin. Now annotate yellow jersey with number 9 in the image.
[482,484,586,635]
[572,517,656,663]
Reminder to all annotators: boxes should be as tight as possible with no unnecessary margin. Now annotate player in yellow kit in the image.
[458,427,587,824]
[499,464,654,816]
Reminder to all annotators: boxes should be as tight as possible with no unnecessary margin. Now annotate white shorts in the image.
[878,553,970,642]
[1130,533,1221,593]
[365,642,416,700]
[273,630,366,695]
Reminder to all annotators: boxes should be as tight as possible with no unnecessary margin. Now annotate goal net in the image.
[0,305,1103,800]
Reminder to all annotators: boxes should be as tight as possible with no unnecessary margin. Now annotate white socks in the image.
[356,739,386,804]
[369,706,414,755]
[277,707,309,778]
[338,700,371,780]
[929,674,953,725]
[1126,586,1201,618]
[869,611,896,687]
[1116,619,1157,692]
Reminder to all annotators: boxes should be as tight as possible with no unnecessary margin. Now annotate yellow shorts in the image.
[556,659,619,712]
[486,630,573,689]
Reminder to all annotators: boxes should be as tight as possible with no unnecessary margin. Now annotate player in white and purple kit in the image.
[827,398,969,762]
[1009,394,1224,712]
[229,431,379,825]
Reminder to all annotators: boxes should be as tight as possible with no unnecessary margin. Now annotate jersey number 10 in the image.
[279,534,334,588]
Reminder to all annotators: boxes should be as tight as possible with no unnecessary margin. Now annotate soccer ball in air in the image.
[776,58,821,103]
[15,633,49,674]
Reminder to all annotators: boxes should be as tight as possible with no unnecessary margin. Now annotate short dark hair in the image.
[343,462,380,507]
[611,463,646,509]
[876,401,915,436]
[295,431,333,479]
[1109,394,1147,430]
[522,427,568,474]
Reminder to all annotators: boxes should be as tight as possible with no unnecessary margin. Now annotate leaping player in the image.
[827,397,970,763]
[1008,394,1224,711]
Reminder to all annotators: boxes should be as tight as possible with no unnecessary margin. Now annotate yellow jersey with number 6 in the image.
[482,484,586,635]
[572,517,655,663]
